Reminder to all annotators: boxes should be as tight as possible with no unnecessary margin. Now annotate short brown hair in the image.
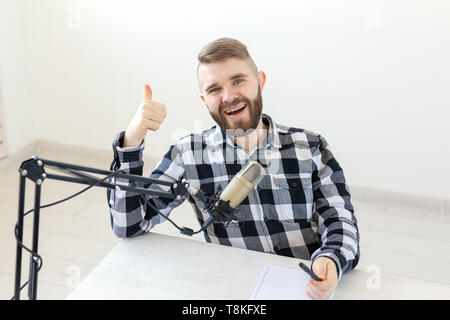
[197,38,258,76]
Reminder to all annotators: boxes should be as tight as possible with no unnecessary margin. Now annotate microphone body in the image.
[218,160,265,209]
[181,161,265,235]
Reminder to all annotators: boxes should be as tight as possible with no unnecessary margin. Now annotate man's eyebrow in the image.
[229,72,247,80]
[204,73,248,92]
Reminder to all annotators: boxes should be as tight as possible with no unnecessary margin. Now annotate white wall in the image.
[0,0,37,156]
[1,0,449,199]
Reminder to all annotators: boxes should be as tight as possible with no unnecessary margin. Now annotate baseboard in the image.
[350,185,448,215]
[0,139,159,173]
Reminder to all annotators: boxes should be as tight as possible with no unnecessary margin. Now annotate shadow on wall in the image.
[0,78,9,159]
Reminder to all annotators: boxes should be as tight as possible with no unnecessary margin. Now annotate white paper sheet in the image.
[251,264,335,300]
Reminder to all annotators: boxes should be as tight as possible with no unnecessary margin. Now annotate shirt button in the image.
[291,182,298,188]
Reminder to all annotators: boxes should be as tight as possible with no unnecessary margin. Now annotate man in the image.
[107,38,360,300]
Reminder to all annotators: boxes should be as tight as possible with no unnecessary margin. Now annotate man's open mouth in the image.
[224,104,246,117]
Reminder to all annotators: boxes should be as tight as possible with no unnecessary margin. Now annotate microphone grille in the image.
[240,161,265,185]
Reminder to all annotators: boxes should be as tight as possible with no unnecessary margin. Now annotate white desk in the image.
[67,232,450,300]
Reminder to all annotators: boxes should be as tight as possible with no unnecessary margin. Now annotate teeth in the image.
[225,104,246,114]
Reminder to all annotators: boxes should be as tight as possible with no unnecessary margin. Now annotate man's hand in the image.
[123,84,167,147]
[305,256,338,300]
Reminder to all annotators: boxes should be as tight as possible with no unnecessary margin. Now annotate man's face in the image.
[198,58,266,135]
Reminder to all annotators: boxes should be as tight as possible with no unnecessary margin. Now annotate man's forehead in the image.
[198,58,252,87]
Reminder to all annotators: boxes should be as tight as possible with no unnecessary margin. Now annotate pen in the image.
[299,262,322,281]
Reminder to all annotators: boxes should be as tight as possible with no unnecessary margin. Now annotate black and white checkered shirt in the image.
[107,114,360,279]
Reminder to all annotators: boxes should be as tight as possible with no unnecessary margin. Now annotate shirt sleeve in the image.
[309,135,360,280]
[106,131,186,238]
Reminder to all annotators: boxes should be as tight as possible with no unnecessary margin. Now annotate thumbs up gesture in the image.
[123,84,167,147]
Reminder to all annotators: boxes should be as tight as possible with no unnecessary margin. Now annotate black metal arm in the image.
[13,155,189,300]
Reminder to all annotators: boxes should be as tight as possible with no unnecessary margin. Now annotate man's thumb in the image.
[144,84,152,101]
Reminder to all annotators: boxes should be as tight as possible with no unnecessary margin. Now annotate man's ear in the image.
[258,71,266,90]
[200,95,211,111]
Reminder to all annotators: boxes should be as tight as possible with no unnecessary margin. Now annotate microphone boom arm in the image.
[13,155,190,300]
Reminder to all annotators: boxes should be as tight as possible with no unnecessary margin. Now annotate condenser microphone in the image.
[180,161,266,236]
[219,160,266,209]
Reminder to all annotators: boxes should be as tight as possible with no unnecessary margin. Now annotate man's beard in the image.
[208,86,263,137]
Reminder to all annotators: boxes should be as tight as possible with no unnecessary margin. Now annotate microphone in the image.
[219,160,266,209]
[181,160,265,235]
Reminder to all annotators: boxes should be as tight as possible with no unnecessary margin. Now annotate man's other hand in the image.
[305,256,338,300]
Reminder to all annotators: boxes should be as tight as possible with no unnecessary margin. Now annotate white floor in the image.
[1,141,449,300]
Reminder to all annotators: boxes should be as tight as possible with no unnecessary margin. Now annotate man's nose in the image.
[221,86,239,106]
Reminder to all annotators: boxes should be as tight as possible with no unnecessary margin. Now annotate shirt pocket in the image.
[271,175,314,221]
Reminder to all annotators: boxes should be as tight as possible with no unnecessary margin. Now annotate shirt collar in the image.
[210,113,282,150]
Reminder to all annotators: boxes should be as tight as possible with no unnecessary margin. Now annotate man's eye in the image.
[209,88,219,93]
[234,79,244,85]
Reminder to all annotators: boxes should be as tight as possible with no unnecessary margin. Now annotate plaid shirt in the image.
[107,114,360,279]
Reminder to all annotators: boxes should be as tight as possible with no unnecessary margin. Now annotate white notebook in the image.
[251,264,335,300]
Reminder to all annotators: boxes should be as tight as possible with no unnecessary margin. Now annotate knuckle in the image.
[151,121,160,130]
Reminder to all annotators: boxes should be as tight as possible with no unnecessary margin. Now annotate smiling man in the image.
[198,54,268,153]
[107,38,360,300]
